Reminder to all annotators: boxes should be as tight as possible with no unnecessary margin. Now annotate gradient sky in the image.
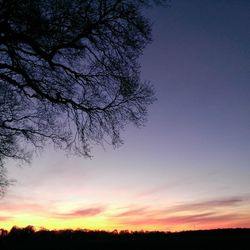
[1,0,250,232]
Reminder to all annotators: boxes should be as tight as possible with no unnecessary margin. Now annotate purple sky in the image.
[1,0,250,231]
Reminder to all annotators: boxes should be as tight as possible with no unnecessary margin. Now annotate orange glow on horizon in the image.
[1,210,250,232]
[1,194,250,232]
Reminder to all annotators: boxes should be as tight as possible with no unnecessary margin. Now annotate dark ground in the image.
[0,227,249,249]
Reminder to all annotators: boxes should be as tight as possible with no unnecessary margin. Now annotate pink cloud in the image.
[55,207,105,219]
[113,208,148,217]
[0,202,46,213]
[112,195,250,229]
[169,196,250,212]
[113,195,250,219]
[0,216,13,222]
[119,212,250,228]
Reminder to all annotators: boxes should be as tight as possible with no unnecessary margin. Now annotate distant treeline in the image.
[0,226,249,249]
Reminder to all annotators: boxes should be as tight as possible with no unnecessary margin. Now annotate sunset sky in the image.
[1,0,250,232]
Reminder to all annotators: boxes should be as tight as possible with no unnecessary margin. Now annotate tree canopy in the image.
[0,0,159,192]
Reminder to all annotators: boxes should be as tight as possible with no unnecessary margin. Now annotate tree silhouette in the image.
[1,227,249,250]
[0,0,158,191]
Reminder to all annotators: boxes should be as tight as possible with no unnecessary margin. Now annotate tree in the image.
[0,0,159,192]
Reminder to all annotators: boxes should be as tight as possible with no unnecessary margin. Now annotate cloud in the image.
[112,195,250,229]
[136,177,197,198]
[55,207,105,219]
[137,183,175,197]
[154,213,242,226]
[113,208,148,217]
[168,195,250,213]
[0,216,13,222]
[118,212,250,228]
[0,202,47,214]
[113,195,250,219]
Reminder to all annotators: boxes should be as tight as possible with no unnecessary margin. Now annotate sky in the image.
[1,0,250,232]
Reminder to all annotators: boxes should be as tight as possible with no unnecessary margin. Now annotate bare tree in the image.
[0,0,159,192]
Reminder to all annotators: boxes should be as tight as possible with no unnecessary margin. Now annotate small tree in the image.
[0,0,159,192]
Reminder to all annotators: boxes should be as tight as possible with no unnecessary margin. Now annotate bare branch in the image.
[0,0,160,194]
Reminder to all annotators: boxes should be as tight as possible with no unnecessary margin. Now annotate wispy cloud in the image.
[136,176,201,198]
[113,208,148,217]
[111,194,250,229]
[137,183,176,197]
[0,202,47,213]
[55,207,105,219]
[0,216,13,222]
[113,195,250,218]
[168,195,250,213]
[119,212,249,228]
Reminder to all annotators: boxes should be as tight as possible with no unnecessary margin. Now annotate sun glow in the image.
[1,202,250,232]
[1,214,114,231]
